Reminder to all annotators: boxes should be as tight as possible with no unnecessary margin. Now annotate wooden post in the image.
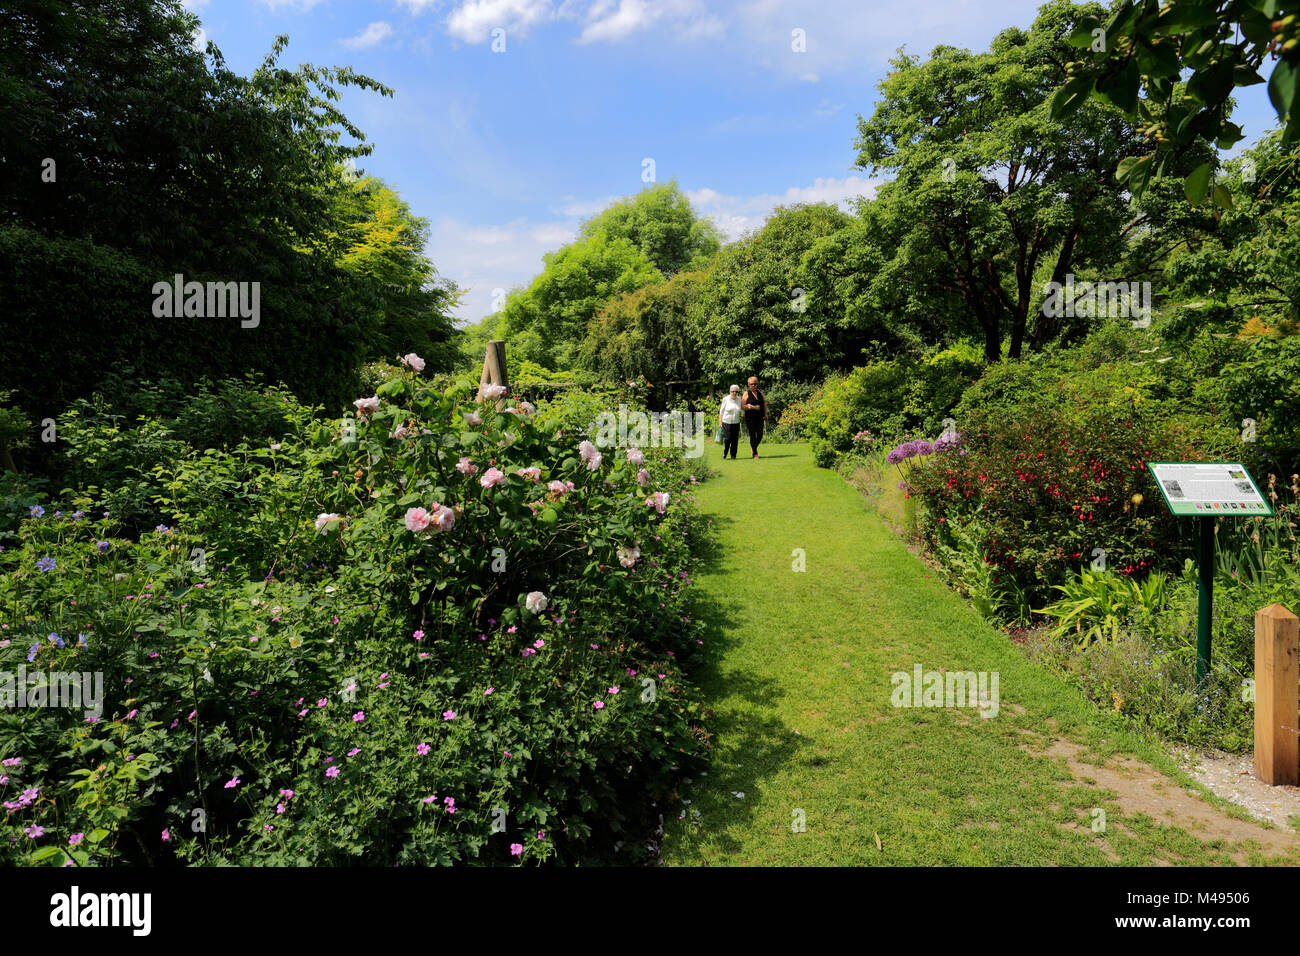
[477,340,508,407]
[1254,603,1299,786]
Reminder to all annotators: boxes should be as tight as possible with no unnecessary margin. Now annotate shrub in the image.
[0,372,714,866]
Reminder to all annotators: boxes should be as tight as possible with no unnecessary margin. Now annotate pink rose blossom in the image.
[480,467,507,489]
[456,457,478,476]
[404,507,432,532]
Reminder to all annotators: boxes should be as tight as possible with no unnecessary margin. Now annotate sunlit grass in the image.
[659,442,1298,866]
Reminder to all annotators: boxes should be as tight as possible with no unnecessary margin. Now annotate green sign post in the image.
[1147,462,1273,684]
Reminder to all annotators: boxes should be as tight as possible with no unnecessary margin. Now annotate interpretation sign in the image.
[1147,462,1273,517]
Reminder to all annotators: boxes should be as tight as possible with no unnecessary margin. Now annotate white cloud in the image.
[555,195,621,217]
[445,0,553,43]
[182,0,210,10]
[342,21,395,48]
[731,0,1040,78]
[577,0,656,43]
[799,72,818,82]
[687,175,881,241]
[430,175,882,320]
[429,216,579,321]
[192,27,207,51]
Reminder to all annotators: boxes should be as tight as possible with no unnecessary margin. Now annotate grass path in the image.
[659,442,1300,866]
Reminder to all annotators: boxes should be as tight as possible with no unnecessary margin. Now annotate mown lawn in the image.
[659,442,1299,866]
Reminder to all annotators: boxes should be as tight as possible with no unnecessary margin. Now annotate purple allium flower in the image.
[913,440,934,456]
[885,447,905,465]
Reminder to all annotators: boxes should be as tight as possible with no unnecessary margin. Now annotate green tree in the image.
[577,181,721,275]
[329,174,460,369]
[579,270,709,383]
[693,203,855,385]
[853,0,1151,361]
[498,234,662,369]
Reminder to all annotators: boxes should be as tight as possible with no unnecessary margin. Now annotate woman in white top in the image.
[718,385,743,460]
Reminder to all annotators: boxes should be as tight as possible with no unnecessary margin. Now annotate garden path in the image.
[658,442,1300,865]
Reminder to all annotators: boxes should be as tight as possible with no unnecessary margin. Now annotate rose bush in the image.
[0,365,714,865]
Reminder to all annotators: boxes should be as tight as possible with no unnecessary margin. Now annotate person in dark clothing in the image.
[742,376,768,458]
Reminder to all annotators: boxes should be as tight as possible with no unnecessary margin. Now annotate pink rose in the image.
[636,468,650,486]
[405,507,432,532]
[626,447,645,465]
[645,492,670,514]
[516,466,541,482]
[480,467,507,489]
[547,480,568,496]
[431,507,455,531]
[456,457,478,476]
[401,353,426,372]
[464,411,483,427]
[353,396,380,416]
[617,546,640,568]
[480,384,507,401]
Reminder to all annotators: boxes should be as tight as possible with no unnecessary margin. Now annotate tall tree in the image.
[694,203,855,385]
[853,0,1150,361]
[577,181,721,275]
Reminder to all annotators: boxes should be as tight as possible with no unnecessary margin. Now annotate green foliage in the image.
[577,181,721,275]
[1051,0,1300,198]
[693,203,859,385]
[1039,567,1168,644]
[0,5,455,414]
[854,0,1152,360]
[801,345,983,467]
[499,234,662,370]
[0,375,714,865]
[579,270,708,385]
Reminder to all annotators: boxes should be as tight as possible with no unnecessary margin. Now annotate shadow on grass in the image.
[663,510,804,862]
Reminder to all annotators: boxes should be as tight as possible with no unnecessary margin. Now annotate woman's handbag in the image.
[714,425,724,443]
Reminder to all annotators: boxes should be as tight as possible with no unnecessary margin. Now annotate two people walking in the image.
[718,376,767,460]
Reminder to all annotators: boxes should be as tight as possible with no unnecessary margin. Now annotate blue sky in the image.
[185,0,1281,324]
